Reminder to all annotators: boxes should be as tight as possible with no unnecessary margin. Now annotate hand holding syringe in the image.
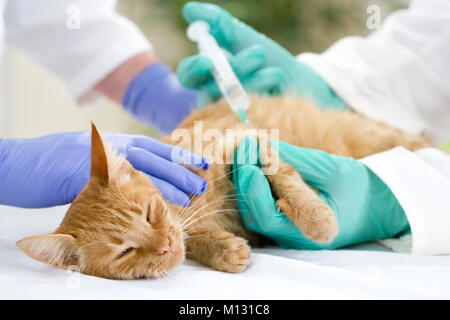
[187,21,250,121]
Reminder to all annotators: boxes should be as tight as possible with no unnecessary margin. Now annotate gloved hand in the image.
[0,132,208,208]
[232,138,409,249]
[123,62,198,134]
[177,2,347,110]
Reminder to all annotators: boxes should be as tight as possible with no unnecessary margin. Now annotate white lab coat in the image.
[1,0,449,254]
[1,0,151,100]
[300,0,450,254]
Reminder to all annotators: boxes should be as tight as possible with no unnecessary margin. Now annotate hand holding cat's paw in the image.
[235,140,411,249]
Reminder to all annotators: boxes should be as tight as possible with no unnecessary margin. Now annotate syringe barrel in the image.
[212,69,250,112]
[187,21,250,112]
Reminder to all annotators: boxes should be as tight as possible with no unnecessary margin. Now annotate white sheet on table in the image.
[1,204,450,299]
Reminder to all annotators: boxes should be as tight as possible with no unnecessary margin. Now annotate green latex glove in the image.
[232,138,410,249]
[177,1,347,110]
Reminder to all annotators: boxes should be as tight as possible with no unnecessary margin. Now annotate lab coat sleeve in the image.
[361,147,450,255]
[3,0,151,100]
[297,0,450,254]
[298,0,450,146]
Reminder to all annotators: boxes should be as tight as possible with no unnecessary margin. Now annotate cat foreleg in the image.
[261,147,338,243]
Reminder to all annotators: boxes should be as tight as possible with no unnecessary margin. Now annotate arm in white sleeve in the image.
[4,0,151,100]
[299,0,450,145]
[361,147,450,255]
[298,0,450,254]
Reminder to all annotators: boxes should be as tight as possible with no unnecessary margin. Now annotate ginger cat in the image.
[17,96,431,279]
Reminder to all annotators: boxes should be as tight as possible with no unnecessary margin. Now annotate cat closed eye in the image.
[117,247,134,259]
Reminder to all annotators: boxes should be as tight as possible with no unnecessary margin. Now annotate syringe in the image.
[187,21,250,122]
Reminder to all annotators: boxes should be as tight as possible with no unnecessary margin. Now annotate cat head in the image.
[17,124,185,279]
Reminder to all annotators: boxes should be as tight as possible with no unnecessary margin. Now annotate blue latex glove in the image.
[232,138,410,249]
[177,2,347,110]
[0,132,209,208]
[123,62,198,134]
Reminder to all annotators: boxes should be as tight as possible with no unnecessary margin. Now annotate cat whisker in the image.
[190,165,240,197]
[175,192,225,226]
[183,209,236,230]
[173,165,254,227]
[176,188,252,223]
[178,195,239,228]
[174,166,241,219]
[175,195,249,231]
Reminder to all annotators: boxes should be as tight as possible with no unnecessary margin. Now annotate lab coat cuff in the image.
[69,34,151,103]
[361,147,450,255]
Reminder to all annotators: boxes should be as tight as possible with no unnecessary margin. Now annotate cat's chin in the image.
[149,241,185,279]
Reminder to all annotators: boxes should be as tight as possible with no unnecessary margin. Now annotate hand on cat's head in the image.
[17,123,185,279]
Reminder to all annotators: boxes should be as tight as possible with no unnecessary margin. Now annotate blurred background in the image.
[0,0,409,139]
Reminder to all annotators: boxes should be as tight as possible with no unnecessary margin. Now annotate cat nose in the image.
[157,238,173,255]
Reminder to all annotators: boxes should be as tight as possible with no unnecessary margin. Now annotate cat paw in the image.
[276,198,338,243]
[214,236,251,273]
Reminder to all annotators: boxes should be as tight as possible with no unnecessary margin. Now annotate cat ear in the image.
[90,122,109,183]
[17,234,79,268]
[146,196,169,227]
